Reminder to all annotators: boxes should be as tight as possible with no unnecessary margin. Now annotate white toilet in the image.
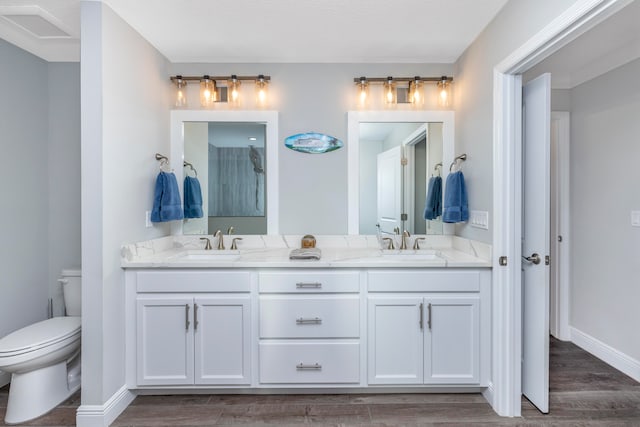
[0,269,81,424]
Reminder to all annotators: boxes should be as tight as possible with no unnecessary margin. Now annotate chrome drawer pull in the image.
[296,282,322,289]
[296,317,322,325]
[296,363,322,370]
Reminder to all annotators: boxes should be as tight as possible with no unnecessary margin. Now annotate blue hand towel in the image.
[150,171,184,222]
[424,176,442,220]
[183,176,203,219]
[442,171,469,223]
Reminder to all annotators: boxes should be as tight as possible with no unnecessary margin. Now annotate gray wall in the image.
[453,0,578,243]
[81,1,171,405]
[570,57,640,362]
[0,42,81,335]
[169,63,453,234]
[0,39,50,338]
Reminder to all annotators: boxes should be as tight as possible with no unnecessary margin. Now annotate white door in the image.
[136,296,194,386]
[367,296,423,384]
[521,73,551,413]
[377,146,403,234]
[424,297,480,384]
[194,295,251,385]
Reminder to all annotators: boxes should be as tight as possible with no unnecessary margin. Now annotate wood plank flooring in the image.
[1,337,639,426]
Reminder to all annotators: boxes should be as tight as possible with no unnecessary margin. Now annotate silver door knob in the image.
[522,253,541,265]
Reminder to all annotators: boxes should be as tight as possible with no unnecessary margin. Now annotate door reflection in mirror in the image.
[359,122,443,236]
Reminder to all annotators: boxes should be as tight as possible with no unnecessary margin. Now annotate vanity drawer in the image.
[260,295,359,338]
[259,271,359,293]
[259,341,360,384]
[136,270,251,292]
[368,270,480,292]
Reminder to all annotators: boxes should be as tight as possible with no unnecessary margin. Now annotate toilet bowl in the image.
[0,269,81,424]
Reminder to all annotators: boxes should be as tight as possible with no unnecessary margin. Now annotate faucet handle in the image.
[403,230,411,237]
[200,237,212,250]
[413,237,426,250]
[382,237,395,250]
[227,226,235,235]
[231,237,243,250]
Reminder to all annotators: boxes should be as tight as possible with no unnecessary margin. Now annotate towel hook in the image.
[449,153,467,172]
[433,162,442,177]
[183,161,198,177]
[155,153,172,172]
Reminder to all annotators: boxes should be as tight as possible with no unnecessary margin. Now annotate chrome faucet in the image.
[214,230,225,250]
[199,237,212,250]
[231,237,243,250]
[413,237,426,250]
[382,237,395,250]
[400,230,411,250]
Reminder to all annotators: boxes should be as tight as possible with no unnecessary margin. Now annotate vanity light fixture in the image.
[355,77,369,109]
[199,75,217,107]
[255,74,269,108]
[173,75,188,108]
[169,74,271,108]
[353,75,453,108]
[437,76,451,108]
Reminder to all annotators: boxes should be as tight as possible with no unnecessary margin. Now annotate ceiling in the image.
[524,0,640,89]
[0,0,508,63]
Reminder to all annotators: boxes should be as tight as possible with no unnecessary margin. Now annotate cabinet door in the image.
[194,295,251,385]
[136,296,194,385]
[424,297,480,384]
[367,297,423,384]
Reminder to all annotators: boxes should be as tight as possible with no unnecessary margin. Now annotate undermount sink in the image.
[380,250,443,261]
[177,250,240,261]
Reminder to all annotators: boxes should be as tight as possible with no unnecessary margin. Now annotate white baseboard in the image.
[570,327,640,383]
[76,385,136,427]
[482,381,495,411]
[0,371,10,388]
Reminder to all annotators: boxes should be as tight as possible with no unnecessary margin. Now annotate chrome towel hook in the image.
[155,153,172,172]
[449,153,467,172]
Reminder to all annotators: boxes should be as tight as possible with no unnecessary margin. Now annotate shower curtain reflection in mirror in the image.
[183,121,267,235]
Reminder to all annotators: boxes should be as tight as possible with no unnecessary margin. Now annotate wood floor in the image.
[1,337,639,426]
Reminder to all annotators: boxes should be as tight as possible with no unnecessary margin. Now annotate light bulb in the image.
[409,77,424,107]
[174,76,187,108]
[200,76,216,108]
[383,77,396,106]
[355,77,369,109]
[228,75,241,107]
[437,77,451,108]
[255,75,269,108]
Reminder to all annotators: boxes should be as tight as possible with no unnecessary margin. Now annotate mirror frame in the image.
[170,110,279,235]
[347,110,455,235]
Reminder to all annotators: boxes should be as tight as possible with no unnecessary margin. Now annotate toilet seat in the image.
[0,317,81,357]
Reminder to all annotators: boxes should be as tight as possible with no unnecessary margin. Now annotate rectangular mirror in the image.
[347,110,455,236]
[170,110,279,235]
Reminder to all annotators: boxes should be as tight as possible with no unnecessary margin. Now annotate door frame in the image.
[550,111,571,341]
[491,0,630,417]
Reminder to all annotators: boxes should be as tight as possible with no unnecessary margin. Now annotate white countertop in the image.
[121,235,492,269]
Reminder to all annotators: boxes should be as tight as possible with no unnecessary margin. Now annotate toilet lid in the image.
[0,317,80,355]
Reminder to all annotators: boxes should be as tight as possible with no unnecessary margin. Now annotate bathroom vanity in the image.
[123,235,491,394]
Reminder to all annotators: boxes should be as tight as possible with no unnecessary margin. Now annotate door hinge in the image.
[400,213,408,221]
[401,157,408,166]
[545,255,550,266]
[498,256,508,266]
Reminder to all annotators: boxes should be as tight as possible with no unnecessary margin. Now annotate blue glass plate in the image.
[284,132,343,154]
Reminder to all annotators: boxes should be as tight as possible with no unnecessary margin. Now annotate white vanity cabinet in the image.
[258,270,361,384]
[134,270,252,387]
[367,270,489,386]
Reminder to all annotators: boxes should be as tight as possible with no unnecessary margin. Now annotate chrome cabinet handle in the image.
[185,304,190,330]
[194,303,199,331]
[296,363,322,370]
[419,303,424,330]
[296,282,322,289]
[296,317,322,325]
[427,303,432,330]
[522,253,541,265]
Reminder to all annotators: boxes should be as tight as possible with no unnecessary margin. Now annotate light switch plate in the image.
[631,211,640,227]
[470,210,489,230]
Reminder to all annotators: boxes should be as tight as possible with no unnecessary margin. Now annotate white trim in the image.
[76,385,136,427]
[550,112,571,341]
[492,0,631,417]
[570,327,640,383]
[0,370,10,387]
[481,381,495,409]
[347,110,455,235]
[169,110,280,235]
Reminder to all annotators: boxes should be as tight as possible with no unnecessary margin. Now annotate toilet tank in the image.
[61,269,82,316]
